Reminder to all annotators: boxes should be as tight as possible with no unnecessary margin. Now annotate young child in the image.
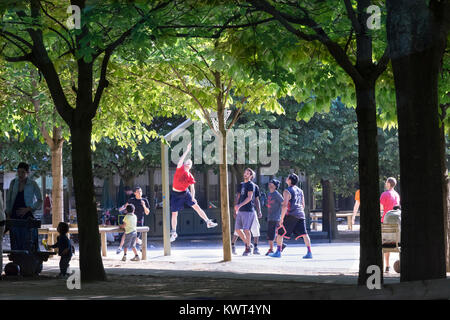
[120,204,140,262]
[46,222,73,278]
[265,179,284,256]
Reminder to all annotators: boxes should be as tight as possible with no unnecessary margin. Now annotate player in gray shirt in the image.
[266,179,284,255]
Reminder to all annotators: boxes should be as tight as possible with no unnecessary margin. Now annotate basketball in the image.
[4,262,20,276]
[393,260,400,273]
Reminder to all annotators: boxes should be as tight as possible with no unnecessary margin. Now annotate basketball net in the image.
[210,110,232,132]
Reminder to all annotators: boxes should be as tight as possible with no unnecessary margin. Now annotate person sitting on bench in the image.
[382,205,401,273]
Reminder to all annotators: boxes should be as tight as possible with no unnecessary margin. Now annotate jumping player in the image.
[170,142,218,242]
[269,173,312,259]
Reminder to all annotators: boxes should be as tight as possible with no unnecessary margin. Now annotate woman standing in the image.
[6,162,42,250]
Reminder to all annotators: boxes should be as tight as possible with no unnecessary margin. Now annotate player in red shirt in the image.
[170,142,217,242]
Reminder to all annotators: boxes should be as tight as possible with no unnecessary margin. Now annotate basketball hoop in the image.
[210,110,232,132]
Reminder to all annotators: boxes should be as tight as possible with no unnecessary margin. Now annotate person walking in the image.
[45,222,73,278]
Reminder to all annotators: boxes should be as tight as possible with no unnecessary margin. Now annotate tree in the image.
[0,61,68,227]
[208,0,391,284]
[386,0,450,281]
[126,38,285,261]
[0,0,182,281]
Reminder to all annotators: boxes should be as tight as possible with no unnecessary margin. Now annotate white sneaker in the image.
[170,231,178,242]
[206,220,218,228]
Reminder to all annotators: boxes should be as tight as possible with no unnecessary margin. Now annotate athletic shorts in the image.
[170,189,196,212]
[123,231,137,249]
[267,220,280,241]
[278,215,307,239]
[235,210,255,231]
[234,211,260,237]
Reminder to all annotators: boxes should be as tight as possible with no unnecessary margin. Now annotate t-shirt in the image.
[267,191,283,221]
[254,184,260,199]
[286,186,305,219]
[51,235,72,257]
[173,166,196,191]
[127,197,150,221]
[123,213,137,234]
[380,189,400,223]
[237,181,255,212]
[355,189,360,202]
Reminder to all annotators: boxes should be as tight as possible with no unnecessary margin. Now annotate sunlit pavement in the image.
[36,240,401,285]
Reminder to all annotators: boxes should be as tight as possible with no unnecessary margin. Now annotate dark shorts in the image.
[267,220,280,241]
[123,231,137,249]
[170,189,196,213]
[278,215,307,239]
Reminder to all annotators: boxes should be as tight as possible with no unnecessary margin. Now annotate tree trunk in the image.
[356,82,383,286]
[124,176,135,189]
[387,0,448,281]
[321,179,337,239]
[70,121,106,282]
[439,104,449,273]
[218,100,232,262]
[51,134,64,227]
[67,176,73,221]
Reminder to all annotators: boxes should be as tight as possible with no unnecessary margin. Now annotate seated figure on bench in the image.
[382,205,401,273]
[6,162,43,251]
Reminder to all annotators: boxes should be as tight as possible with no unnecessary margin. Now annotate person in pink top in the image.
[380,177,400,223]
[380,177,400,272]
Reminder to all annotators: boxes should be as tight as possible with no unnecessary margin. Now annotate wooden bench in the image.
[309,211,360,231]
[38,225,150,260]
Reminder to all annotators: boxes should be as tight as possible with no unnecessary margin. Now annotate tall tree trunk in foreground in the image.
[355,81,383,285]
[218,104,232,262]
[71,121,106,281]
[387,0,449,281]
